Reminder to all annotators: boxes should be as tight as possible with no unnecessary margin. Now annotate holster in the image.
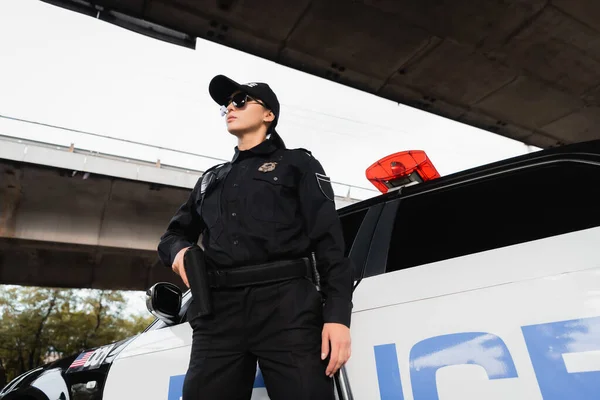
[183,245,213,318]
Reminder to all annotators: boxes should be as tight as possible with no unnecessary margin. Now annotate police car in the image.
[2,139,600,400]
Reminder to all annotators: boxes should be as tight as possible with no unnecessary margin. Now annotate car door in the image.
[347,157,600,399]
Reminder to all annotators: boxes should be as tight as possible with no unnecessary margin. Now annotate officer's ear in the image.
[263,110,275,124]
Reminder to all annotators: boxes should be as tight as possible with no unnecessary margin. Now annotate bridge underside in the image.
[42,0,600,148]
[0,238,173,291]
[0,158,189,290]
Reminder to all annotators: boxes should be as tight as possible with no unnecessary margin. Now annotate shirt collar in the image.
[231,139,278,163]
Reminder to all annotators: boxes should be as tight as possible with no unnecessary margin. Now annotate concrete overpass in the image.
[0,117,375,291]
[41,0,600,149]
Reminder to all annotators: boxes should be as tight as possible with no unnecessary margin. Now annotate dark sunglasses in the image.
[220,92,267,116]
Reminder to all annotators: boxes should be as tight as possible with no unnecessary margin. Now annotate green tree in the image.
[0,286,154,384]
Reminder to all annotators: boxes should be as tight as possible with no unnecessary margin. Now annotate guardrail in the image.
[0,114,379,200]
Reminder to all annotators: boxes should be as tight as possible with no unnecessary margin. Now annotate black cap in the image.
[209,75,285,148]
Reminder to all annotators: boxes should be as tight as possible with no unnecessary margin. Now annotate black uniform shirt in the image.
[158,139,353,327]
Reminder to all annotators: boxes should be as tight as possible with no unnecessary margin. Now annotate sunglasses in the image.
[220,92,267,116]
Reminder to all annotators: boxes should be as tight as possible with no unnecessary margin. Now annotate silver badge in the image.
[258,162,278,172]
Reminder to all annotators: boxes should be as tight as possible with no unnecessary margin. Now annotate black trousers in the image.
[182,277,335,400]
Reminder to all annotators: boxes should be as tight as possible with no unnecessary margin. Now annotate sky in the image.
[0,0,538,315]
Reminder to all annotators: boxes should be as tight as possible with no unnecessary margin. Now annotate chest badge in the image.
[258,162,277,172]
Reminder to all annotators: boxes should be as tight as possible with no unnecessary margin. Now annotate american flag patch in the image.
[69,350,94,369]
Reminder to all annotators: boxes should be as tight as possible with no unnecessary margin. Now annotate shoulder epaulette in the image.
[202,162,227,175]
[289,147,313,157]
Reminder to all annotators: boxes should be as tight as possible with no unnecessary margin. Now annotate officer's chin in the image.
[226,123,252,138]
[226,120,242,134]
[227,128,244,138]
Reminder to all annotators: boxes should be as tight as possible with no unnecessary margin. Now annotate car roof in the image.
[338,139,600,216]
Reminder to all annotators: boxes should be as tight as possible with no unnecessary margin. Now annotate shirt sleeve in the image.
[297,154,354,327]
[157,177,206,268]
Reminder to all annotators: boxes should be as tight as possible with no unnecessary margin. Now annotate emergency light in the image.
[366,150,440,193]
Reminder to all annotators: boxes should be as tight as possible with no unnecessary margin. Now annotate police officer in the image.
[157,75,353,400]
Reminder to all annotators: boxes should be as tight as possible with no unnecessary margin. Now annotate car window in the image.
[340,208,369,257]
[386,161,600,272]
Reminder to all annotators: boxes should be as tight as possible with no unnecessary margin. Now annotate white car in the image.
[3,139,600,400]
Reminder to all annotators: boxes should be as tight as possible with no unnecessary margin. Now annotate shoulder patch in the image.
[315,173,334,202]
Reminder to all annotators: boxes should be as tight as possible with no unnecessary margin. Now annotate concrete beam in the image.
[474,75,583,131]
[0,238,182,291]
[550,1,600,46]
[0,162,22,238]
[0,159,189,250]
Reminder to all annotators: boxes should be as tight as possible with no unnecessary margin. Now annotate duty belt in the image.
[207,257,313,288]
[184,246,316,318]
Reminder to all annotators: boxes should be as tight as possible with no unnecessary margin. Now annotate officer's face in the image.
[225,91,274,136]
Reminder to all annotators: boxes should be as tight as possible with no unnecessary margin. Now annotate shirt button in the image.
[231,212,237,217]
[233,183,239,187]
[273,177,278,181]
[233,240,239,245]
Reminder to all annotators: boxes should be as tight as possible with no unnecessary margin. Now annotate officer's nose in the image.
[226,102,236,113]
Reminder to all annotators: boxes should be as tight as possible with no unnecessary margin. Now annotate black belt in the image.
[207,257,313,288]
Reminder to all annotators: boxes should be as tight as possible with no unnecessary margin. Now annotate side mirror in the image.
[146,282,182,325]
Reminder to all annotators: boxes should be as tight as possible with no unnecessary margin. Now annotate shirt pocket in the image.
[249,173,296,223]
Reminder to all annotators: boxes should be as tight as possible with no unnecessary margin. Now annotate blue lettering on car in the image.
[374,316,600,399]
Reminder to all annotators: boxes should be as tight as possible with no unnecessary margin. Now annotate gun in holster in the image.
[183,245,213,318]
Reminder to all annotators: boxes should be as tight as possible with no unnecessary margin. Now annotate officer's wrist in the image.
[323,297,353,328]
[170,240,193,266]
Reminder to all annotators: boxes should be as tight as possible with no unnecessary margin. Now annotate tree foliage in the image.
[0,286,154,385]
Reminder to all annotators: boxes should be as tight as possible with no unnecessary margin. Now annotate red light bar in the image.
[365,150,440,193]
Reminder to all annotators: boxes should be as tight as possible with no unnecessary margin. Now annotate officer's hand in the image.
[172,247,190,288]
[321,322,351,377]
